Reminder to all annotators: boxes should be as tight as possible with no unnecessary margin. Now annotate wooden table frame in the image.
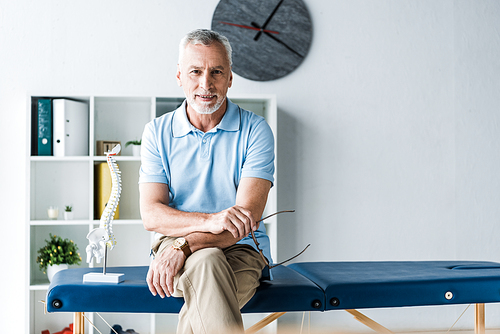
[72,304,486,334]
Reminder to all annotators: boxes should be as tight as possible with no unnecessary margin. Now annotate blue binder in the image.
[37,99,52,156]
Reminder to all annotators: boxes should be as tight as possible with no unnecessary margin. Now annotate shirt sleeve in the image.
[139,120,169,185]
[241,118,275,186]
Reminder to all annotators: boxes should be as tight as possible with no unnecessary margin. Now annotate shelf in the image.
[30,220,92,226]
[27,94,277,334]
[92,219,143,225]
[30,220,143,226]
[30,282,50,291]
[93,156,141,162]
[30,156,91,162]
[30,156,141,162]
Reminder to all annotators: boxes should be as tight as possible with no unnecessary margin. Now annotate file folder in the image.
[37,99,52,156]
[53,99,89,157]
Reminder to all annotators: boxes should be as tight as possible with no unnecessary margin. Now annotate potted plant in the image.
[36,233,82,282]
[125,139,141,157]
[64,205,73,220]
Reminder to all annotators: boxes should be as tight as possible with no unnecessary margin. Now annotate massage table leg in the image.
[345,304,486,334]
[475,303,485,334]
[245,312,287,334]
[346,310,394,334]
[74,312,84,334]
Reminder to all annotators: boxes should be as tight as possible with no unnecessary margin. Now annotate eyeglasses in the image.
[250,210,310,269]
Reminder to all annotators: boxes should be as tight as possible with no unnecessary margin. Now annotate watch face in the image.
[173,237,186,249]
[211,0,313,81]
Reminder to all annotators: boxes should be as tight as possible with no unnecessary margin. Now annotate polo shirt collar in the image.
[172,100,192,137]
[217,99,240,132]
[172,99,240,137]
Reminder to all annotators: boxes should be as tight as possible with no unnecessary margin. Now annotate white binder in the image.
[53,99,89,156]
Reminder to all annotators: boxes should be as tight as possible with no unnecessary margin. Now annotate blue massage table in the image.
[46,261,500,334]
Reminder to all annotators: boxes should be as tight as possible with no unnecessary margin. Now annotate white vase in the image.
[47,263,68,282]
[64,211,74,220]
[132,145,141,157]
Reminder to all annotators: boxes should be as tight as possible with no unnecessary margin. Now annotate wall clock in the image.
[211,0,313,81]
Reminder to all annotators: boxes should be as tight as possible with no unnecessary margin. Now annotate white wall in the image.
[1,0,500,332]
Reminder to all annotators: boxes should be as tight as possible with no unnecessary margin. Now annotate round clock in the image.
[211,0,313,81]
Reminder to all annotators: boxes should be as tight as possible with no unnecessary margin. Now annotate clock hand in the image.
[251,22,304,58]
[266,32,304,58]
[254,0,285,41]
[219,21,279,35]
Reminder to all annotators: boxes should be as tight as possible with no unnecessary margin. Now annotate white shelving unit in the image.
[26,94,277,334]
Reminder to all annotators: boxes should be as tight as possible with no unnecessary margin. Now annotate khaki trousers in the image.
[152,237,266,334]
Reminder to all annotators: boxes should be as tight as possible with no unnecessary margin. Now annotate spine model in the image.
[86,144,122,264]
[100,144,121,249]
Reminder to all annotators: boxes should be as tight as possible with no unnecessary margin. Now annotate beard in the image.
[188,93,226,115]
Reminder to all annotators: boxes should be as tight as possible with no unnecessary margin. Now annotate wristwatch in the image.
[172,237,192,258]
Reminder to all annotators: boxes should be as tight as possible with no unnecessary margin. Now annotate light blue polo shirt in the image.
[139,99,275,276]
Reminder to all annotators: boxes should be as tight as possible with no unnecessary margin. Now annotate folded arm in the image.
[140,177,271,251]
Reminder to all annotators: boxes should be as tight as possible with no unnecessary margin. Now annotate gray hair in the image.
[178,29,233,66]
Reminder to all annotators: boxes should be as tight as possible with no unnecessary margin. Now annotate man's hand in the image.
[146,245,186,298]
[204,205,256,240]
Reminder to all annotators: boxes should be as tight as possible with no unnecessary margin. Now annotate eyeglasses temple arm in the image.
[251,210,311,269]
[250,230,269,266]
[256,210,295,224]
[251,210,295,267]
[268,244,310,269]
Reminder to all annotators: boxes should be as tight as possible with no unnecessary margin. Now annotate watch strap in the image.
[180,242,192,258]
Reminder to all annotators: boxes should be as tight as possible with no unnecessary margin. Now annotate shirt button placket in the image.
[201,135,210,159]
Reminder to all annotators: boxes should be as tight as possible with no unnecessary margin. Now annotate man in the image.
[139,29,275,334]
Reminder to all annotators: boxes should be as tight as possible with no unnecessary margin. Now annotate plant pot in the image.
[64,211,74,220]
[47,263,69,282]
[132,145,141,157]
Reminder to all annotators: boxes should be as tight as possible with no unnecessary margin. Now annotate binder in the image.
[53,99,89,156]
[37,99,53,156]
[31,98,38,156]
[94,162,120,220]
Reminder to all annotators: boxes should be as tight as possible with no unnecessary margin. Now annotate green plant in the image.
[36,234,81,273]
[125,139,141,147]
[64,205,72,212]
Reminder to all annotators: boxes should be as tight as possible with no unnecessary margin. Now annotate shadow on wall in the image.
[276,108,301,264]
